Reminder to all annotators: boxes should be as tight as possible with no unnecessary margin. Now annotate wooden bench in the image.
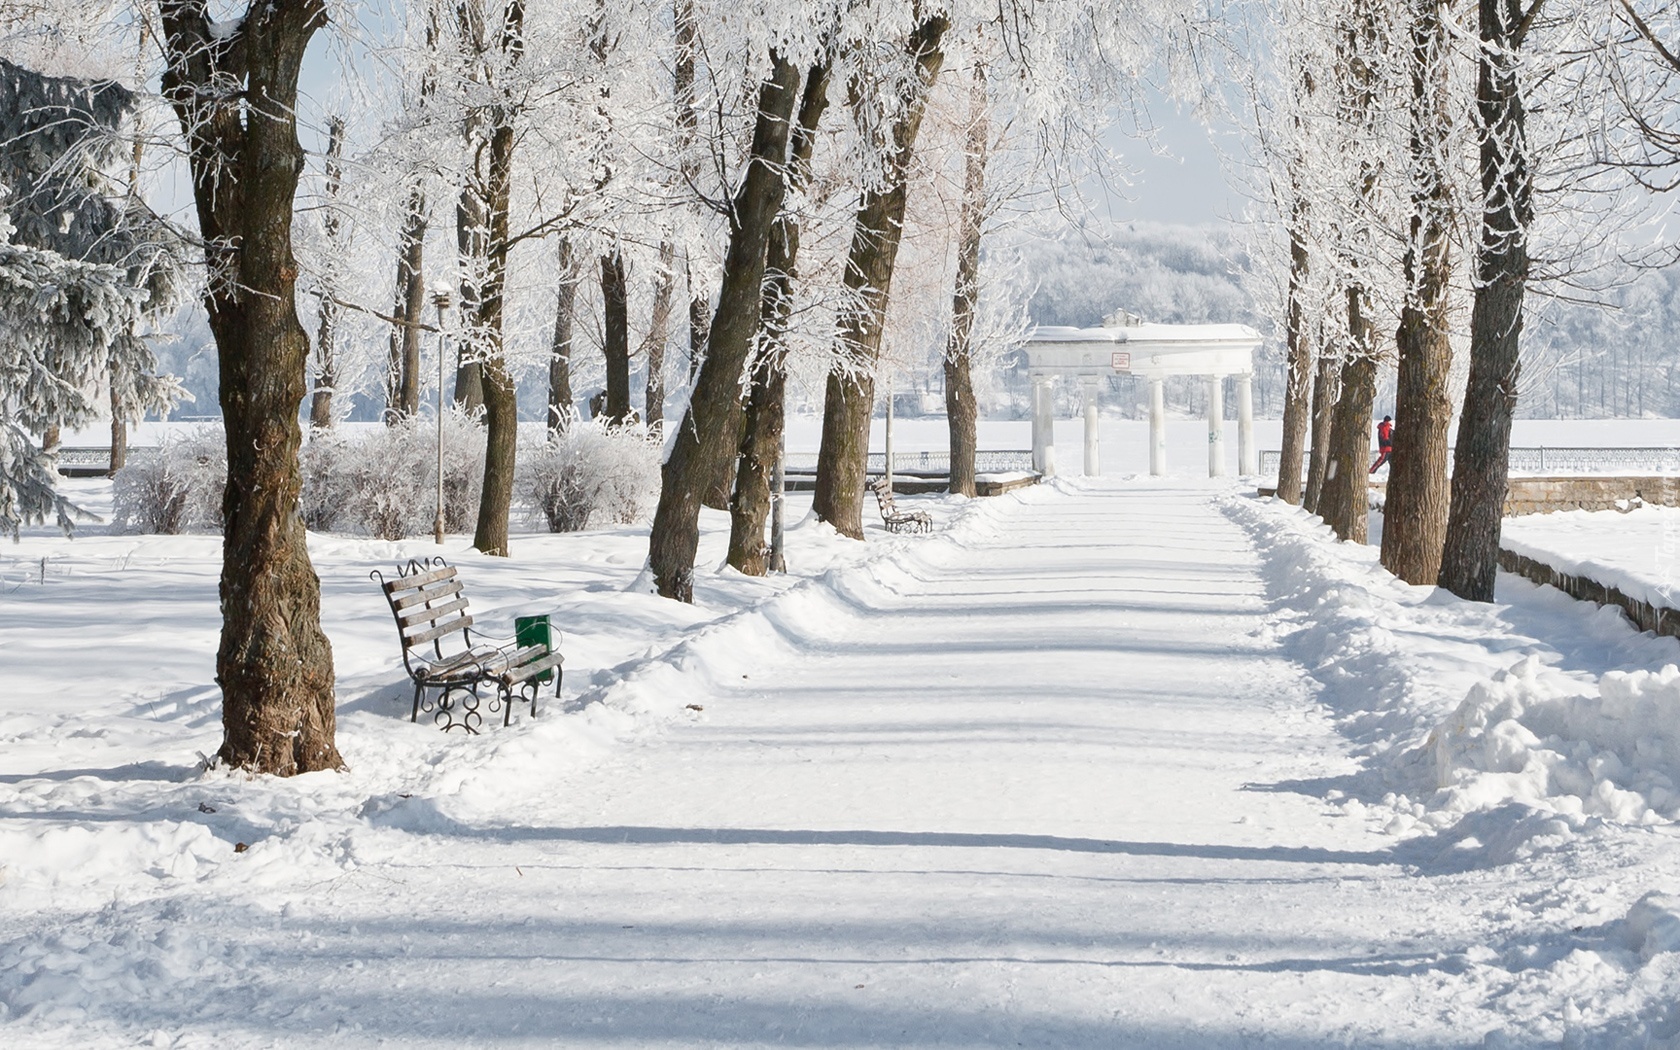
[869,475,932,534]
[371,557,564,733]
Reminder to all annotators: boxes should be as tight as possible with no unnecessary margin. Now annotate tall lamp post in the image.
[432,291,452,545]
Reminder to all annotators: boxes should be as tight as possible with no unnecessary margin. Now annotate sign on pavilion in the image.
[1025,312,1263,478]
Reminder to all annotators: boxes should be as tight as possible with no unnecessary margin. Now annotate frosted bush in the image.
[302,410,486,539]
[112,425,226,534]
[522,418,662,532]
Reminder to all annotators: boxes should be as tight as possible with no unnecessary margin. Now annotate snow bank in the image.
[1620,891,1680,963]
[1431,657,1680,824]
[1225,495,1680,836]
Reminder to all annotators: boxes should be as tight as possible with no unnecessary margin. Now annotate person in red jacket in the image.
[1370,415,1394,474]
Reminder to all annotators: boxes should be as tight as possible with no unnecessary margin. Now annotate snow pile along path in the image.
[1228,495,1680,834]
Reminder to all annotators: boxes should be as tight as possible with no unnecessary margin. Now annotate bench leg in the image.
[411,681,425,723]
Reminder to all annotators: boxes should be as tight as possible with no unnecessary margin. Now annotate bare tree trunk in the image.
[687,283,709,382]
[814,16,947,538]
[1382,0,1456,584]
[112,19,147,473]
[674,0,708,386]
[1316,3,1383,543]
[640,241,676,428]
[1276,194,1312,504]
[158,0,342,775]
[547,235,578,433]
[309,115,345,430]
[728,358,786,576]
[1439,0,1533,601]
[1303,342,1339,514]
[108,384,126,474]
[647,52,802,600]
[729,58,831,575]
[944,60,987,498]
[452,1,489,414]
[601,249,632,423]
[1318,291,1378,543]
[468,0,524,558]
[385,182,428,422]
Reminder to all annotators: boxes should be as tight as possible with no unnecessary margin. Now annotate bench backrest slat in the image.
[397,596,469,626]
[384,564,457,593]
[871,477,899,515]
[404,614,474,648]
[390,578,464,611]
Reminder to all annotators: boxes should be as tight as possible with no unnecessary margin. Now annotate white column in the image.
[1206,375,1225,478]
[1081,376,1101,476]
[1149,378,1166,476]
[1031,376,1056,476]
[1236,372,1257,476]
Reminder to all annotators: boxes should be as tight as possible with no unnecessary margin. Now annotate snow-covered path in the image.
[9,480,1676,1048]
[457,481,1425,1047]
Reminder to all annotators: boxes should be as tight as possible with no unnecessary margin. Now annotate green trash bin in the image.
[514,614,555,683]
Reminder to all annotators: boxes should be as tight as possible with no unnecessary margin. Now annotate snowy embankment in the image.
[1502,505,1680,613]
[1229,496,1680,833]
[1228,496,1680,964]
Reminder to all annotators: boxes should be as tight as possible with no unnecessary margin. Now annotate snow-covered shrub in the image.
[111,425,226,534]
[521,418,662,532]
[301,410,486,539]
[299,426,352,531]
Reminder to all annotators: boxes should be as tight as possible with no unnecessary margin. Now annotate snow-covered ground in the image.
[3,473,1680,1047]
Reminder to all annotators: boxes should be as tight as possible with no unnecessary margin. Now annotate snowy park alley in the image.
[3,478,1680,1047]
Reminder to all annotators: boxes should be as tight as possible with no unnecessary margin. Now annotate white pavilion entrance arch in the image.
[1025,318,1263,478]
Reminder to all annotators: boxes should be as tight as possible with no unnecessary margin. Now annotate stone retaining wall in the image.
[1498,548,1680,640]
[1502,476,1680,516]
[1259,476,1680,514]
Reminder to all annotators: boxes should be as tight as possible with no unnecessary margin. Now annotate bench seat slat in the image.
[391,579,464,611]
[500,649,564,685]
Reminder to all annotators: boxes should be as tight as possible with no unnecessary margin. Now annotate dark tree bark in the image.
[647,52,802,601]
[1381,0,1456,584]
[547,235,578,432]
[1439,0,1535,600]
[640,241,676,428]
[600,249,632,423]
[1276,193,1312,505]
[944,60,988,498]
[308,115,345,430]
[1303,343,1339,514]
[1318,291,1378,543]
[385,183,427,421]
[468,0,525,558]
[814,16,947,538]
[729,58,831,575]
[158,0,342,775]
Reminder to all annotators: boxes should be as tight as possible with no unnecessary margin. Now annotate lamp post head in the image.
[432,290,453,312]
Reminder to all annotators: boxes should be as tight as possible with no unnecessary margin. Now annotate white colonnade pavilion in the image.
[1025,317,1263,478]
